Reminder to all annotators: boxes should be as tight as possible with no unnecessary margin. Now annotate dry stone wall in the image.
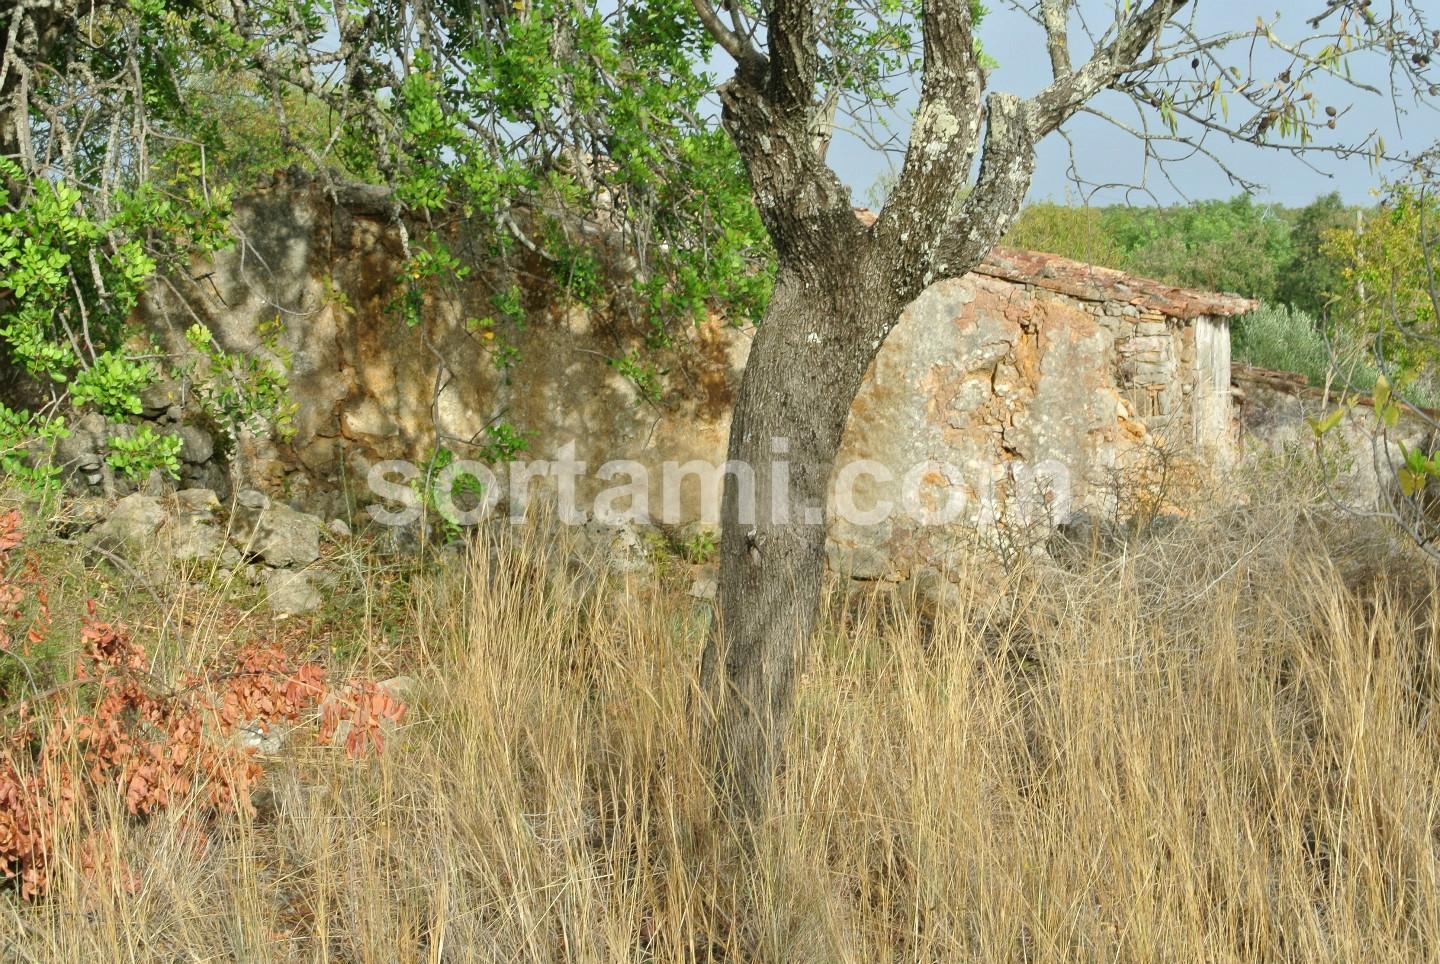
[131,175,1254,578]
[1233,364,1439,513]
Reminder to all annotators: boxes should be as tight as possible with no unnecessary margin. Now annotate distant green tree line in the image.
[1004,192,1358,317]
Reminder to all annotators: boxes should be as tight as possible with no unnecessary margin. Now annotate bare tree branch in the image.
[1040,0,1073,80]
[690,0,766,71]
[1026,0,1189,136]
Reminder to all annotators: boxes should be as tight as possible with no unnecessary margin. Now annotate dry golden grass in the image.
[4,490,1440,962]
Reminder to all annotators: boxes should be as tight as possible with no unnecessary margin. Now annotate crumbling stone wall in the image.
[132,175,1253,576]
[1233,363,1437,512]
[829,271,1246,576]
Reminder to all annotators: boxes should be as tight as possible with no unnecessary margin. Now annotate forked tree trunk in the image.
[695,8,1039,818]
[699,262,896,816]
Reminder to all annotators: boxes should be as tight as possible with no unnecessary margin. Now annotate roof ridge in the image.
[852,207,1259,321]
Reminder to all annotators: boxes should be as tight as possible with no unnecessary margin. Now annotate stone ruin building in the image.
[127,173,1255,578]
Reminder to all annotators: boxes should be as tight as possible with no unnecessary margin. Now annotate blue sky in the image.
[815,0,1439,207]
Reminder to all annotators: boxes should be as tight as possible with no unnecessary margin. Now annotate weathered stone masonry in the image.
[829,241,1252,575]
[134,175,1255,577]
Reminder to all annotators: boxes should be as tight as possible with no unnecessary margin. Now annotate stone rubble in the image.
[78,488,333,615]
[229,489,322,568]
[70,483,685,620]
[265,569,324,617]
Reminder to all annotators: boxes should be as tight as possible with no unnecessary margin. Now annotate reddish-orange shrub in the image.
[0,509,406,898]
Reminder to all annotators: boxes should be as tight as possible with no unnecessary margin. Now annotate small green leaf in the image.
[1307,407,1346,437]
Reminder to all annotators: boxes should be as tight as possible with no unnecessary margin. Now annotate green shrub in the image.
[1233,304,1440,407]
[0,404,68,498]
[416,424,533,542]
[106,426,183,481]
[680,529,717,563]
[70,351,159,418]
[1004,203,1127,268]
[1102,196,1295,302]
[1232,304,1335,387]
[1276,191,1351,318]
[181,321,298,442]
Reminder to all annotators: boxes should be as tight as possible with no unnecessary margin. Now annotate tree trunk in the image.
[693,17,1039,822]
[699,261,892,817]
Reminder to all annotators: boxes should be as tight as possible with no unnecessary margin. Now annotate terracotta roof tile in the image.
[975,246,1258,320]
[852,207,1258,321]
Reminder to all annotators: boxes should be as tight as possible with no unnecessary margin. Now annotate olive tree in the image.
[689,0,1437,815]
